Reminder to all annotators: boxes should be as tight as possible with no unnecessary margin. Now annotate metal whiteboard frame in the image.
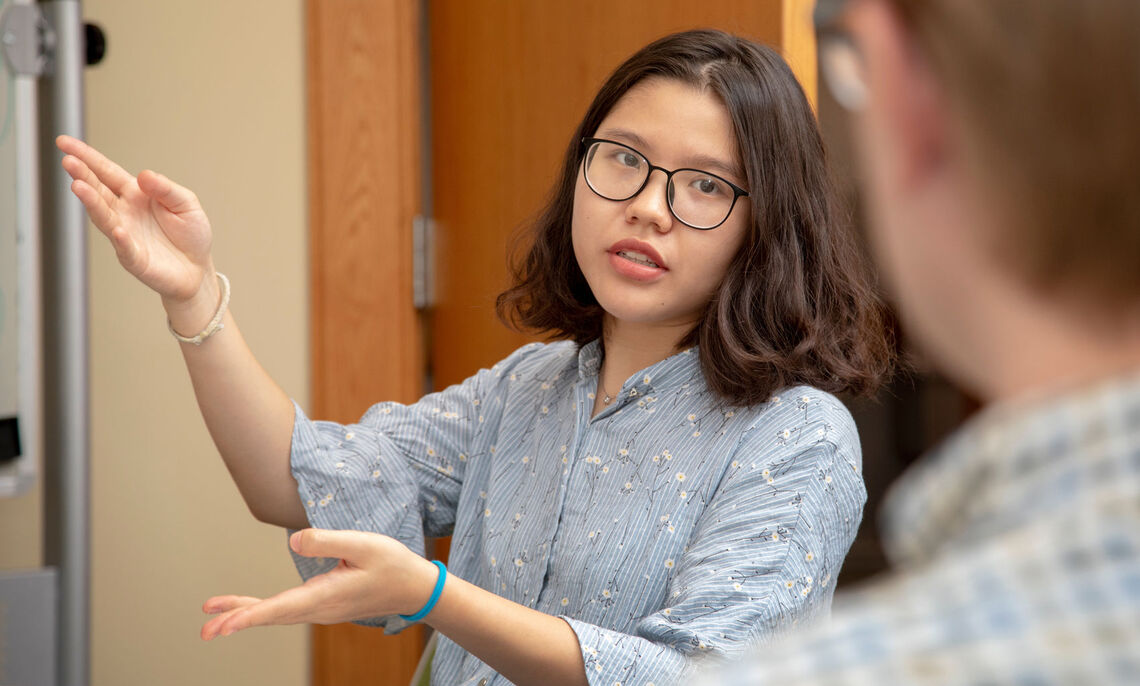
[39,3,90,684]
[2,1,96,682]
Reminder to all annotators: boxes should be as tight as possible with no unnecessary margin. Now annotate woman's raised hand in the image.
[56,135,214,305]
[201,529,439,640]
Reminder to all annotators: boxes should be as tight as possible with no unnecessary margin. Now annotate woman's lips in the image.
[607,239,667,282]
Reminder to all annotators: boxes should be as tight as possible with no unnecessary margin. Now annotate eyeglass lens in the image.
[583,140,738,229]
[819,35,868,110]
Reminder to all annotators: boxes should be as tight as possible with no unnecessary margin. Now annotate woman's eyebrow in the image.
[597,127,744,181]
[686,153,745,182]
[597,127,652,151]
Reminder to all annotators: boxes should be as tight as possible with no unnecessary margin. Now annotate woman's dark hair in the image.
[497,29,894,406]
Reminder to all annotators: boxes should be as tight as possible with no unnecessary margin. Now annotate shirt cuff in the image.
[287,400,425,633]
[561,616,697,686]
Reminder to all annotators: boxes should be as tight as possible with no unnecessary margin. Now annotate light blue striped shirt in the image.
[289,340,866,685]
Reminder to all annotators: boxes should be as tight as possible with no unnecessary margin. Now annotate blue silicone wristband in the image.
[399,560,447,622]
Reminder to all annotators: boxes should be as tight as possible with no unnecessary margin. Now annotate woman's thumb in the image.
[289,528,370,562]
[138,169,200,214]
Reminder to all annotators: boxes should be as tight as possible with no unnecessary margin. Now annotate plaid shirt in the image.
[703,370,1140,685]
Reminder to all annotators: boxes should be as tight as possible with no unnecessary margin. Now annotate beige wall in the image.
[1,1,310,684]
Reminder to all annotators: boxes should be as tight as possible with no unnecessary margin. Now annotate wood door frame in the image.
[306,1,426,684]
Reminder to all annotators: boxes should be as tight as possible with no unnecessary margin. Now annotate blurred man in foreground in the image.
[709,0,1140,682]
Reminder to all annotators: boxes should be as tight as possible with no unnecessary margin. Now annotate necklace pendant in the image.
[602,394,612,405]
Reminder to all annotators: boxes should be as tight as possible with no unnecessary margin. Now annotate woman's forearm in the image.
[168,281,308,529]
[425,573,588,686]
[55,135,308,531]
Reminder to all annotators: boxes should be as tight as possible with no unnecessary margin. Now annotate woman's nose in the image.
[625,169,674,232]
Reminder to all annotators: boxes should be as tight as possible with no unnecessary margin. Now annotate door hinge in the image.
[412,215,435,310]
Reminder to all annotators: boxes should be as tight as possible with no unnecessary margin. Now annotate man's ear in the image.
[849,0,949,190]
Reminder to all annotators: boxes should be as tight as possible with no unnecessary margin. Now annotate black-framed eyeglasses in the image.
[580,137,749,230]
[814,0,868,111]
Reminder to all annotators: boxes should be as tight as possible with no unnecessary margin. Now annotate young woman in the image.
[59,29,892,686]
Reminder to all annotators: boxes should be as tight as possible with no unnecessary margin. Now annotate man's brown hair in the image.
[891,0,1140,305]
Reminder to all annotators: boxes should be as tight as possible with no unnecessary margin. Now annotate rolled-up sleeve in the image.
[561,403,866,685]
[285,345,539,629]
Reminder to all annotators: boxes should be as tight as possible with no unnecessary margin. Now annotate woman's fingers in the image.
[202,594,262,615]
[137,169,200,215]
[201,584,331,640]
[201,596,267,641]
[57,139,198,217]
[200,530,417,640]
[60,154,120,209]
[68,179,119,237]
[201,607,245,640]
[70,182,145,271]
[55,135,135,196]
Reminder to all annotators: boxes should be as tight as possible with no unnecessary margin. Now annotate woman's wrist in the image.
[420,573,589,686]
[163,269,222,336]
[399,560,447,621]
[400,554,446,618]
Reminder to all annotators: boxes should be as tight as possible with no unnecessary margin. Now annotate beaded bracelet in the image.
[168,272,230,346]
[400,560,447,622]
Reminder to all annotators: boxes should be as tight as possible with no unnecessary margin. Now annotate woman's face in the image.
[572,77,750,334]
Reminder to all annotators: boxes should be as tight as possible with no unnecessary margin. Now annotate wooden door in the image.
[430,0,818,391]
[307,2,817,684]
[306,1,428,684]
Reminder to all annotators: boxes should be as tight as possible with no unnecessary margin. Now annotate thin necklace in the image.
[599,379,614,405]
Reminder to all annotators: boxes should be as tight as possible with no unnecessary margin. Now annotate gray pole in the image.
[38,1,88,684]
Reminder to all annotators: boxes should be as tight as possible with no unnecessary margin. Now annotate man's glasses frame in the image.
[815,0,869,111]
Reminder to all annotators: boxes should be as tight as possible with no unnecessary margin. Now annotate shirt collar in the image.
[881,368,1140,567]
[576,339,703,406]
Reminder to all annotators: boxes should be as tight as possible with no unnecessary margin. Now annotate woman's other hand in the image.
[200,529,439,640]
[56,135,217,313]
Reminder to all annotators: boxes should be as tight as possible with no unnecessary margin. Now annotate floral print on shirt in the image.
[289,340,866,686]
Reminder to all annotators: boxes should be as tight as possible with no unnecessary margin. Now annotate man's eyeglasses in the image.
[815,0,869,111]
[580,138,749,231]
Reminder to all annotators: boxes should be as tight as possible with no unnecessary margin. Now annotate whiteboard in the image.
[0,0,40,498]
